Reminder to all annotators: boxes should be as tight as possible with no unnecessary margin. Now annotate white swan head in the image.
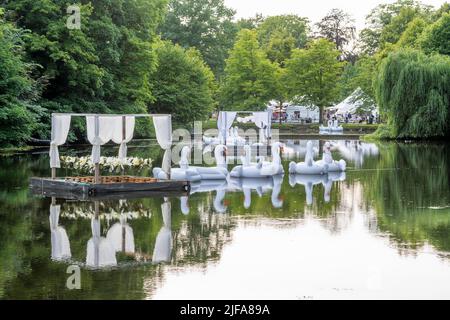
[272,142,285,155]
[215,144,227,156]
[306,141,314,155]
[324,141,332,153]
[214,144,227,165]
[179,146,191,168]
[181,146,191,159]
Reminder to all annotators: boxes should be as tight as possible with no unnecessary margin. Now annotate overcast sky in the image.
[224,0,446,31]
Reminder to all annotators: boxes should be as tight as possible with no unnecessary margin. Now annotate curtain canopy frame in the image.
[219,111,272,144]
[50,113,172,182]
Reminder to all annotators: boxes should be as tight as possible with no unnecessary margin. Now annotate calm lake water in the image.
[1,139,450,300]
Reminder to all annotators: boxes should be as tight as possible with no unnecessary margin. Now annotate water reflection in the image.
[152,200,172,264]
[1,139,450,299]
[87,214,117,268]
[289,172,345,205]
[49,203,71,261]
[334,140,379,168]
[229,175,284,209]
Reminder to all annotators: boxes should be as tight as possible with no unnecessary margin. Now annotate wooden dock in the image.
[30,176,190,200]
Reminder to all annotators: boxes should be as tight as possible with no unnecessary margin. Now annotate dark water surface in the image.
[1,139,450,299]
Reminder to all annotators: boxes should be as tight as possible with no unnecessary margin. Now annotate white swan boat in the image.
[289,141,328,175]
[153,145,228,181]
[320,120,343,133]
[230,142,284,178]
[316,142,346,172]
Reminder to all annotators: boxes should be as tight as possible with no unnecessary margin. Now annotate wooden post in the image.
[51,167,56,180]
[95,163,101,184]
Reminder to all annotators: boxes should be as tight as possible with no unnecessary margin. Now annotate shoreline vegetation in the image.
[0,0,449,148]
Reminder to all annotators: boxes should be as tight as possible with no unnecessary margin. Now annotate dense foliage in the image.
[0,10,39,146]
[419,13,450,55]
[159,0,237,76]
[149,41,216,124]
[219,29,281,111]
[375,49,450,138]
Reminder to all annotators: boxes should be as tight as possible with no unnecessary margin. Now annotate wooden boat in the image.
[30,175,190,200]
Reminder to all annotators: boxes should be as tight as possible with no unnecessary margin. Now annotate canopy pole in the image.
[167,116,172,180]
[94,116,101,184]
[50,114,56,179]
[122,116,126,176]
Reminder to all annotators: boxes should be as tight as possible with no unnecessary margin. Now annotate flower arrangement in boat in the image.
[61,207,152,220]
[60,156,152,173]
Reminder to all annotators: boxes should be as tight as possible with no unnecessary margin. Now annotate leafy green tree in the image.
[315,9,355,52]
[149,41,216,125]
[0,10,39,146]
[359,0,432,55]
[339,55,377,109]
[432,2,450,20]
[284,39,345,123]
[159,0,237,76]
[264,29,296,66]
[395,17,427,48]
[236,14,264,30]
[379,6,425,47]
[375,49,450,138]
[257,15,309,49]
[220,29,281,111]
[419,13,450,55]
[256,15,309,66]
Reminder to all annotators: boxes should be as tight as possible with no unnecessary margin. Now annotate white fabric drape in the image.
[152,201,172,264]
[49,204,71,261]
[112,116,135,160]
[218,112,237,141]
[154,116,173,177]
[86,116,115,164]
[153,116,172,149]
[49,115,72,168]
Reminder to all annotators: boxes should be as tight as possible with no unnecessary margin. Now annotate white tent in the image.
[329,88,377,116]
[285,105,320,123]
